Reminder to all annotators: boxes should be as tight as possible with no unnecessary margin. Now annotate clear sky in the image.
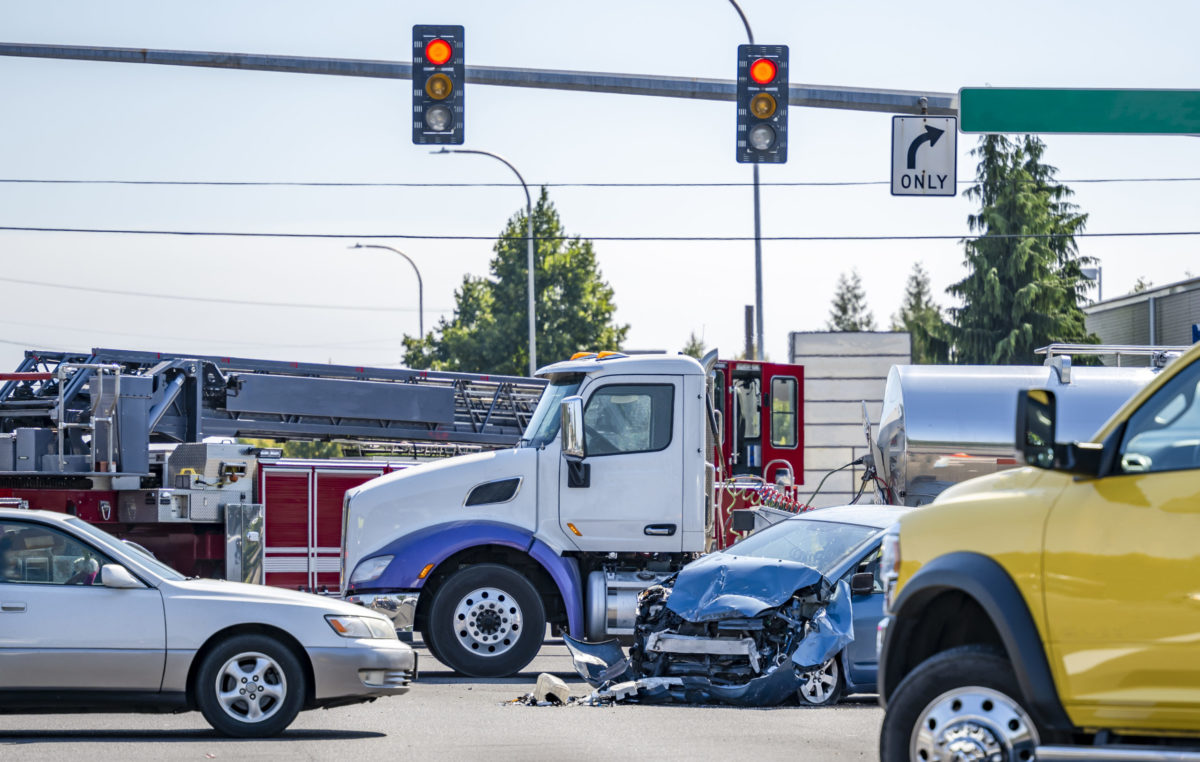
[2,1,1198,374]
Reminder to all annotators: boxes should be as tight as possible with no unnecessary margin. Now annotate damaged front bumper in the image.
[564,555,854,707]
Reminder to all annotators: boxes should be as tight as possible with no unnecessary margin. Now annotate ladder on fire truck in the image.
[0,348,546,478]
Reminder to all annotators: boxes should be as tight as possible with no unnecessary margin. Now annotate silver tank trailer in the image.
[876,359,1157,506]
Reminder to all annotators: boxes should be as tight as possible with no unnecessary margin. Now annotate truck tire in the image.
[194,634,306,738]
[879,645,1040,762]
[427,563,546,678]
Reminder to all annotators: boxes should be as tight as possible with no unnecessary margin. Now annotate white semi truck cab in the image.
[342,352,714,677]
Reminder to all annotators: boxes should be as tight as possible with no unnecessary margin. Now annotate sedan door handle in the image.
[643,524,676,537]
[1,602,26,612]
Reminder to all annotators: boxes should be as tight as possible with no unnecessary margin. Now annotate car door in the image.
[557,376,685,552]
[1042,357,1200,729]
[0,519,167,690]
[843,545,885,687]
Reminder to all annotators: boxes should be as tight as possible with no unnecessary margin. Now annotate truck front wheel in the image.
[880,646,1040,762]
[427,563,546,677]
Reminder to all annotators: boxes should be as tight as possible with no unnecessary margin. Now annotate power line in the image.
[0,275,444,312]
[0,317,410,350]
[1,225,1199,242]
[1,177,1198,188]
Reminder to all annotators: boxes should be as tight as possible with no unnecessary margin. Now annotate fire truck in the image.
[0,348,806,592]
[0,348,546,589]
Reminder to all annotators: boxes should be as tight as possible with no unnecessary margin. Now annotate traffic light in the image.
[412,25,464,145]
[736,45,788,163]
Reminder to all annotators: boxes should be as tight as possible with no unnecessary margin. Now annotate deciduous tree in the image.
[403,188,628,376]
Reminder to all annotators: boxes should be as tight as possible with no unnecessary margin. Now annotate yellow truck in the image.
[877,342,1200,761]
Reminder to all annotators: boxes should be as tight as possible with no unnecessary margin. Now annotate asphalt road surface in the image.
[0,639,883,761]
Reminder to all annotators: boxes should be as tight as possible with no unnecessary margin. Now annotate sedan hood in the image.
[665,552,827,621]
[164,577,375,618]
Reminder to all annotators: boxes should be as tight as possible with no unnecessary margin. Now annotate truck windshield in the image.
[521,374,583,448]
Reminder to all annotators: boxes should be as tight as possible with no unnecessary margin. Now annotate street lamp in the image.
[729,0,765,361]
[434,148,537,376]
[350,243,425,339]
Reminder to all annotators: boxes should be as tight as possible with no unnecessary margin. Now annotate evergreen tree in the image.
[681,331,706,360]
[827,269,876,331]
[403,188,628,376]
[947,135,1096,364]
[891,262,950,364]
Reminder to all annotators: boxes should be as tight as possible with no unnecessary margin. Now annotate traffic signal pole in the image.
[0,43,956,115]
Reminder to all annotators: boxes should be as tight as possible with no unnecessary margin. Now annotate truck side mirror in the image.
[1016,389,1057,469]
[560,396,585,461]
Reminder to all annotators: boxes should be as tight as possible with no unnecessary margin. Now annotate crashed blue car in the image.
[566,504,911,707]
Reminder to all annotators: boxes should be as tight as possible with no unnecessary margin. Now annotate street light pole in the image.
[435,148,537,376]
[728,0,765,361]
[350,243,424,339]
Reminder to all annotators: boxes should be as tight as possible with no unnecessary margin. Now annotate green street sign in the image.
[959,88,1200,134]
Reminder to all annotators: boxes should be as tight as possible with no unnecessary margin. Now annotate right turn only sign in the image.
[891,116,957,197]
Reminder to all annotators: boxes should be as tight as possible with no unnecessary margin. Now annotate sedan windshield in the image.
[65,517,186,581]
[521,374,583,448]
[725,518,878,576]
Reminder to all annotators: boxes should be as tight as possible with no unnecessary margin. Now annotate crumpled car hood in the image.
[664,552,826,621]
[563,558,854,708]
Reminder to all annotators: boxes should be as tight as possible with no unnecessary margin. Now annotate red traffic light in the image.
[425,38,453,66]
[749,58,777,85]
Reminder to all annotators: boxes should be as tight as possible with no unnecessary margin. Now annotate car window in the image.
[584,384,673,456]
[0,521,114,586]
[725,518,878,576]
[1119,360,1200,475]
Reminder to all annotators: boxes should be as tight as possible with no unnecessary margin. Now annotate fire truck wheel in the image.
[194,634,306,738]
[428,563,546,678]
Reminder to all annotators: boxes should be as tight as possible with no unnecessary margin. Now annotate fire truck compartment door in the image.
[558,376,684,553]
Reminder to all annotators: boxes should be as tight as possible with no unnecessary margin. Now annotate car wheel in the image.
[195,634,306,738]
[427,563,546,678]
[797,655,844,706]
[880,645,1040,762]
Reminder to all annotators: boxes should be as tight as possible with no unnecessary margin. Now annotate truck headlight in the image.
[325,614,398,640]
[349,555,393,585]
[881,526,901,610]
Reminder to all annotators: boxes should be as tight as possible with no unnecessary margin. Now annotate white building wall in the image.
[789,331,911,507]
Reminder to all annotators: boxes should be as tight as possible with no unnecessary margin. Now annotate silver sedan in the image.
[0,508,415,737]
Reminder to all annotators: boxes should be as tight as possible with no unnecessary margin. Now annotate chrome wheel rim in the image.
[910,686,1038,762]
[453,586,522,657]
[798,657,839,704]
[214,651,287,724]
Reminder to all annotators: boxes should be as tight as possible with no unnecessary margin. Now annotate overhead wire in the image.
[2,177,1199,188]
[1,225,1197,241]
[0,275,444,312]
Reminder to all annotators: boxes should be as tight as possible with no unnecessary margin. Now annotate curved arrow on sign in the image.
[906,125,945,170]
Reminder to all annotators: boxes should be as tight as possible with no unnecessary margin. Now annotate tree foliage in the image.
[891,262,950,364]
[681,331,706,360]
[827,269,876,331]
[947,135,1096,364]
[402,188,628,376]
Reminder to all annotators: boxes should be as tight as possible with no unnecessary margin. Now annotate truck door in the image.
[557,375,685,552]
[759,363,804,486]
[1042,355,1200,726]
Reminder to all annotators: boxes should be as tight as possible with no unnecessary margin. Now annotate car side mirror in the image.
[560,396,585,461]
[850,572,875,596]
[101,564,143,589]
